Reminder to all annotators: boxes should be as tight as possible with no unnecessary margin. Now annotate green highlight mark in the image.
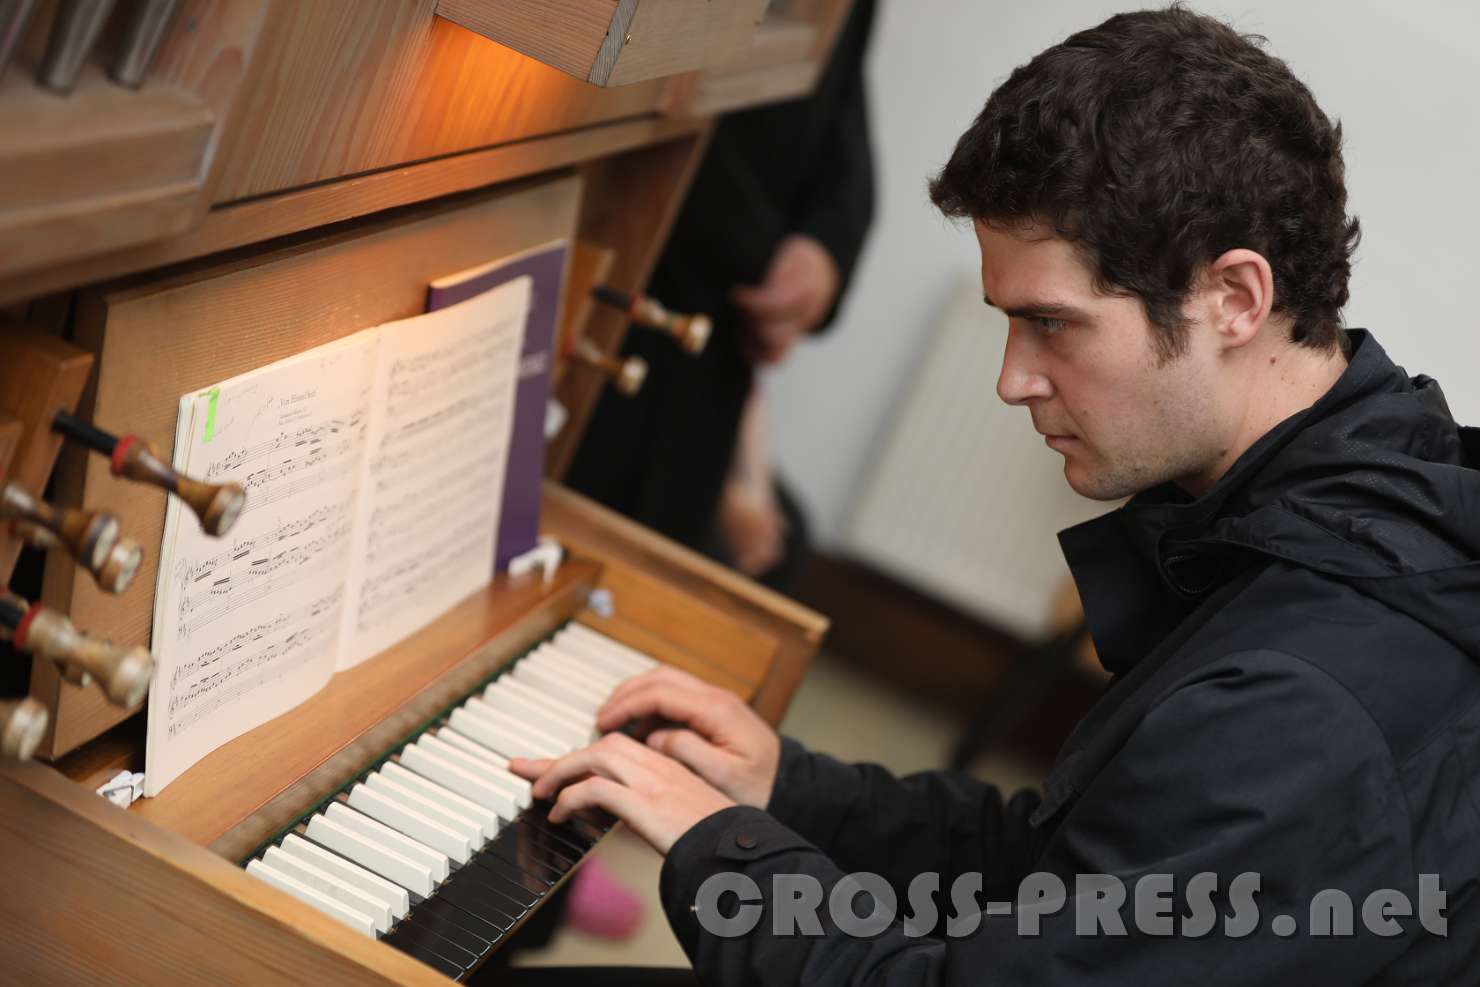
[202,387,220,443]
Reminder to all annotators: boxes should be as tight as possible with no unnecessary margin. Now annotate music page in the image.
[145,333,377,796]
[338,275,532,667]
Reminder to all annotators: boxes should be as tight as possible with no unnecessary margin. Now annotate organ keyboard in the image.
[242,623,652,979]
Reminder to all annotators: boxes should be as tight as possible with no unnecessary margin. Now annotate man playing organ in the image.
[512,8,1480,983]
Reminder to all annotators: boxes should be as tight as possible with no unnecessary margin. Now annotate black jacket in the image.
[566,0,877,549]
[660,330,1480,984]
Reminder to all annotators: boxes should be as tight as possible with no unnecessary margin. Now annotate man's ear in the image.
[1203,249,1275,350]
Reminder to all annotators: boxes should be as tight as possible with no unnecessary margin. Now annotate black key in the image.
[450,864,531,918]
[468,853,544,904]
[563,811,609,845]
[384,938,462,979]
[488,827,564,883]
[526,813,593,855]
[404,907,492,959]
[418,895,506,947]
[437,874,521,932]
[530,800,600,848]
[511,821,580,869]
[579,808,618,832]
[385,922,475,974]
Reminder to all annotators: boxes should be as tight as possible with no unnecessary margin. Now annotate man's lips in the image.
[1040,431,1078,449]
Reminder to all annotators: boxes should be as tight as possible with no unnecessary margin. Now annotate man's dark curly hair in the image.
[929,5,1360,358]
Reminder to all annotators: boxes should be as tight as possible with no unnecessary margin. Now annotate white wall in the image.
[768,0,1480,547]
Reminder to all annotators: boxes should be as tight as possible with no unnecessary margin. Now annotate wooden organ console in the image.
[0,1,850,981]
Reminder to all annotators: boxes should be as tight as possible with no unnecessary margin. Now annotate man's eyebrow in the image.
[981,293,1089,321]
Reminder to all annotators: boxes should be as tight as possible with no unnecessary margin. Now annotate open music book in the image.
[144,276,533,797]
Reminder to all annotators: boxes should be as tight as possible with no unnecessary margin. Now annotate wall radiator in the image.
[841,276,1106,641]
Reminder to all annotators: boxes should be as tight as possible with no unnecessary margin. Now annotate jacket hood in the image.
[1060,330,1480,675]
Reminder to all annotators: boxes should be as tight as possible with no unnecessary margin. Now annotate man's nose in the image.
[996,324,1053,406]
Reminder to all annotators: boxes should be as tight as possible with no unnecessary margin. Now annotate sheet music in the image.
[338,275,532,667]
[146,334,376,796]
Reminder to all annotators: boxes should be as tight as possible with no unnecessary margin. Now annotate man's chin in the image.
[1063,461,1137,502]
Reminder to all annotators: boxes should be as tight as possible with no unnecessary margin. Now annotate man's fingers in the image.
[548,776,634,825]
[603,665,706,709]
[526,734,646,800]
[507,756,552,780]
[599,667,719,726]
[597,680,727,737]
[647,727,733,783]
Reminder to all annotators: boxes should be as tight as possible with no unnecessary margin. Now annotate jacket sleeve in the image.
[766,737,1041,903]
[791,0,876,332]
[659,650,1419,986]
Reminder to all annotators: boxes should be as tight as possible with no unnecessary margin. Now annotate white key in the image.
[553,634,644,680]
[325,803,449,882]
[366,770,485,846]
[513,661,603,713]
[523,649,615,702]
[262,846,393,933]
[486,677,596,736]
[526,652,624,705]
[560,625,658,672]
[421,730,533,806]
[307,812,436,897]
[247,859,376,936]
[400,743,519,818]
[534,644,626,691]
[348,783,474,863]
[450,704,563,761]
[380,761,500,839]
[279,833,410,919]
[479,683,591,746]
[464,697,572,756]
[437,726,513,768]
[565,624,660,669]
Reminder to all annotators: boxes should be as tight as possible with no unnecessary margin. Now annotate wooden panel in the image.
[586,556,777,688]
[554,239,617,387]
[38,174,584,757]
[0,322,94,585]
[575,611,752,698]
[0,0,271,277]
[671,0,849,118]
[135,562,597,848]
[215,0,669,202]
[547,129,710,476]
[604,0,766,87]
[0,114,707,309]
[542,482,827,725]
[435,0,617,81]
[0,760,445,986]
[0,414,22,475]
[436,0,765,87]
[685,59,818,117]
[0,73,212,213]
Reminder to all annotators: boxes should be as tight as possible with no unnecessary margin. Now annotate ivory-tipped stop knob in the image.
[98,539,143,594]
[677,314,712,355]
[0,698,48,761]
[202,482,246,537]
[100,646,153,709]
[615,356,648,396]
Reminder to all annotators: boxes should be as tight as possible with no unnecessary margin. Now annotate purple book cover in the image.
[427,241,568,570]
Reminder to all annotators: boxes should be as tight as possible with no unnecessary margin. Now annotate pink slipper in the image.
[564,858,646,940]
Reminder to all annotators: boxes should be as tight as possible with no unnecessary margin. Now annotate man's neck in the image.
[1179,336,1350,498]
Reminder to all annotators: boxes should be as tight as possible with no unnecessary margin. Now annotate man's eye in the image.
[1031,316,1067,334]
